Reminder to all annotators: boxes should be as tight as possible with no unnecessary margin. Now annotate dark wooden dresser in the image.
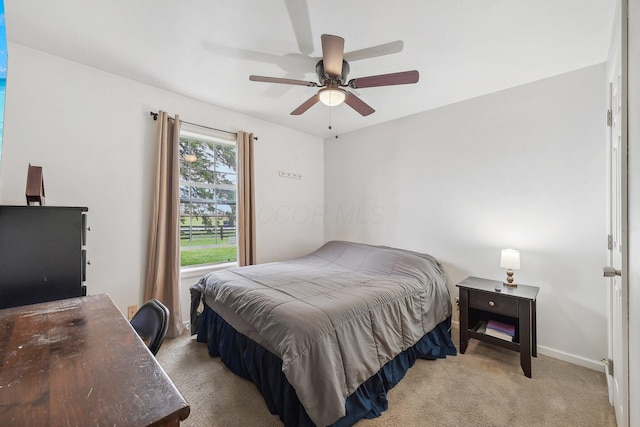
[0,206,88,308]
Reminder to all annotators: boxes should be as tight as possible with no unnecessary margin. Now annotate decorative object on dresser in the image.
[500,248,521,286]
[456,276,539,378]
[25,163,45,205]
[0,205,88,309]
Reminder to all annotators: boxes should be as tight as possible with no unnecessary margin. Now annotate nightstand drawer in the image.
[469,290,518,317]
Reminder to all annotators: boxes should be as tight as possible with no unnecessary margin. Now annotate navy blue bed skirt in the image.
[196,304,456,426]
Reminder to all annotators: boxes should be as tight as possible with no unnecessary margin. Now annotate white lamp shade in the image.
[500,249,521,270]
[318,88,346,106]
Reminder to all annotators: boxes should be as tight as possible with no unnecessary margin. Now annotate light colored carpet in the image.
[156,325,616,427]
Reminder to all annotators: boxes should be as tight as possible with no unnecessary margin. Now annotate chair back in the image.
[130,299,170,355]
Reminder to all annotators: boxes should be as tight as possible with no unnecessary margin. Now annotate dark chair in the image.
[130,299,170,355]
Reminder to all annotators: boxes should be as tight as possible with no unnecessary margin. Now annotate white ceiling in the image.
[5,0,616,138]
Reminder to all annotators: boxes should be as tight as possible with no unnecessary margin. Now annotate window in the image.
[179,126,237,267]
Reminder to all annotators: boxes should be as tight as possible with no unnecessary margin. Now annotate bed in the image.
[190,240,456,426]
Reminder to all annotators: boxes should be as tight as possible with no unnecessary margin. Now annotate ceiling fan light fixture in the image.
[318,88,346,106]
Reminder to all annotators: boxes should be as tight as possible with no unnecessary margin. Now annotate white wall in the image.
[0,43,324,321]
[325,64,608,368]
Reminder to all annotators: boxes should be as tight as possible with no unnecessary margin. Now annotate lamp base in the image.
[504,269,518,287]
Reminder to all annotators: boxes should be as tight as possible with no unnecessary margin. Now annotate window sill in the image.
[180,261,238,279]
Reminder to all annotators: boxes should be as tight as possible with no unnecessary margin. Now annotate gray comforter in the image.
[191,241,452,426]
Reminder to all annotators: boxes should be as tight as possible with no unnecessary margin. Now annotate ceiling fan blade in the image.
[343,40,404,62]
[291,94,320,115]
[344,92,375,116]
[321,34,345,77]
[348,70,419,89]
[250,75,318,87]
[260,73,304,99]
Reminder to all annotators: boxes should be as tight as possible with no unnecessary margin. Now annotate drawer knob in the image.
[488,301,495,307]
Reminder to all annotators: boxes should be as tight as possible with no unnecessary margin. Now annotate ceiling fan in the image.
[249,34,419,116]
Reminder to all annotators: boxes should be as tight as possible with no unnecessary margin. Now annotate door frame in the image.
[606,1,630,425]
[620,2,630,425]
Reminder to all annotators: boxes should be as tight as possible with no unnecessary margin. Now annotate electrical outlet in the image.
[127,305,138,320]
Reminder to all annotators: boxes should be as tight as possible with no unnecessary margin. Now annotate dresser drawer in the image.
[468,290,518,317]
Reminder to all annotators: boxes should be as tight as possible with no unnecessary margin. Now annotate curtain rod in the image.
[149,111,258,141]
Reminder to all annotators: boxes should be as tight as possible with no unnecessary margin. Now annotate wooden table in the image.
[0,294,190,426]
[456,276,539,378]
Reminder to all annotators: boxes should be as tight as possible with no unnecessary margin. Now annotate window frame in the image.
[178,124,238,272]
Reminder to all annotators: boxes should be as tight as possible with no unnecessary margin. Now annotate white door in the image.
[606,36,629,427]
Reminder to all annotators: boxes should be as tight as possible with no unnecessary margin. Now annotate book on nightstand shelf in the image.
[484,319,516,341]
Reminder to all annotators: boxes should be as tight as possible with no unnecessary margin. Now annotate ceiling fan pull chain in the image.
[328,106,339,138]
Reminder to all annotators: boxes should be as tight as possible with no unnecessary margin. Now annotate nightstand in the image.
[456,276,540,378]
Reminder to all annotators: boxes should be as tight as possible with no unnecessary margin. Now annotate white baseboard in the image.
[451,320,605,373]
[537,346,605,372]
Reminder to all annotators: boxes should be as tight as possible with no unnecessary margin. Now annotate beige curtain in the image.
[144,111,184,338]
[237,131,256,266]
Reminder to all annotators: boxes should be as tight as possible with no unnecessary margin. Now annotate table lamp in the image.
[500,249,521,286]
